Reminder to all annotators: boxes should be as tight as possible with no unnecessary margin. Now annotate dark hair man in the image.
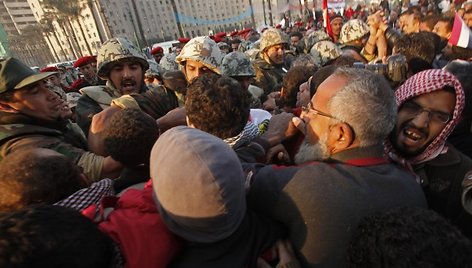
[0,57,122,181]
[386,69,472,237]
[76,37,150,135]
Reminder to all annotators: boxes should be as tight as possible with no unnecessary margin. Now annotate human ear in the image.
[327,122,356,152]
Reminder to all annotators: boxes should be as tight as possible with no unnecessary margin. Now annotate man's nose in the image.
[411,110,432,128]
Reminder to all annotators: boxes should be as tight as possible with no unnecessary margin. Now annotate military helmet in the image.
[97,37,149,79]
[221,51,255,77]
[259,28,289,52]
[175,36,223,74]
[340,19,369,44]
[304,30,331,52]
[310,40,342,67]
[160,53,179,71]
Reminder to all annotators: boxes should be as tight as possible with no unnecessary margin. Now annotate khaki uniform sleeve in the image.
[77,151,105,183]
[111,95,141,110]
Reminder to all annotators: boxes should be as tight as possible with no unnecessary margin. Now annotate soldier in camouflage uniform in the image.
[252,28,290,99]
[221,51,263,108]
[175,36,223,82]
[0,57,122,182]
[107,35,224,120]
[75,37,150,135]
[310,41,343,67]
[339,19,370,62]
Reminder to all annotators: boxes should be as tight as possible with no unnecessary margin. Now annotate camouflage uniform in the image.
[111,36,226,120]
[221,51,263,108]
[75,37,149,135]
[252,28,289,98]
[310,41,342,67]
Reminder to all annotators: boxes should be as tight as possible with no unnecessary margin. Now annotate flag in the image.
[323,0,333,38]
[449,14,472,49]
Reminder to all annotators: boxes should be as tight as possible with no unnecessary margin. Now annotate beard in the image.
[294,134,330,165]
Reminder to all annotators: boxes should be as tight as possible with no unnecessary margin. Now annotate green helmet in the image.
[175,36,223,74]
[97,37,149,79]
[259,28,289,52]
[310,41,342,67]
[221,51,255,77]
[304,30,331,52]
[340,19,369,44]
[160,53,178,71]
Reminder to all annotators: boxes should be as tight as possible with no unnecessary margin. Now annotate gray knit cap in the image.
[150,126,246,243]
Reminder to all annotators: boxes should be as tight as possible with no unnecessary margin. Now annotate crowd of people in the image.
[1,0,472,267]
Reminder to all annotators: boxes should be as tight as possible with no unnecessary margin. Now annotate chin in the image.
[294,138,330,165]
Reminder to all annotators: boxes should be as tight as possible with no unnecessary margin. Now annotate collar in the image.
[0,111,67,131]
[327,145,388,167]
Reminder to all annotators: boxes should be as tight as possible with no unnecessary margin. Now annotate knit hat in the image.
[310,40,342,66]
[150,126,246,243]
[340,19,370,44]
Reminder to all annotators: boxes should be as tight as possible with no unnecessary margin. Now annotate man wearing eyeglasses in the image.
[386,69,472,237]
[244,67,427,267]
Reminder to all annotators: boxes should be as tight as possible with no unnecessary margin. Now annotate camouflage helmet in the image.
[97,37,149,79]
[145,60,163,78]
[259,28,289,52]
[221,51,255,77]
[310,41,342,66]
[175,36,223,74]
[160,53,179,71]
[304,30,331,52]
[340,19,369,44]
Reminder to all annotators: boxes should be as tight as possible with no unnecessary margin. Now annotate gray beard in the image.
[294,136,330,165]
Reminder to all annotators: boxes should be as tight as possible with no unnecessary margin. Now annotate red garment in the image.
[344,8,354,19]
[96,182,182,268]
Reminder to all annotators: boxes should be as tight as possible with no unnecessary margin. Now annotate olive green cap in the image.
[0,57,55,94]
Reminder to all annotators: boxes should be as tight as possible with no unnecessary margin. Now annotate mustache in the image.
[121,79,136,86]
[401,121,428,136]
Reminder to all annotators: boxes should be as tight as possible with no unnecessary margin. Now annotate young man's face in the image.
[401,14,420,34]
[264,44,285,65]
[108,61,144,95]
[0,80,63,121]
[184,60,214,82]
[331,20,343,37]
[433,21,451,40]
[391,90,455,157]
[79,63,97,81]
[152,53,164,63]
[290,36,301,48]
[463,12,472,28]
[46,74,62,87]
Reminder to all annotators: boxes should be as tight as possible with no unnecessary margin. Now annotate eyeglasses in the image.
[301,103,342,121]
[401,101,451,124]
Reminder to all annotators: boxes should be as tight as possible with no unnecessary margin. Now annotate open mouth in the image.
[121,81,136,91]
[404,128,423,141]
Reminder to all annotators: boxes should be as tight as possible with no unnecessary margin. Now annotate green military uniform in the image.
[76,81,148,135]
[0,112,103,183]
[252,58,286,97]
[251,28,289,99]
[0,57,106,182]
